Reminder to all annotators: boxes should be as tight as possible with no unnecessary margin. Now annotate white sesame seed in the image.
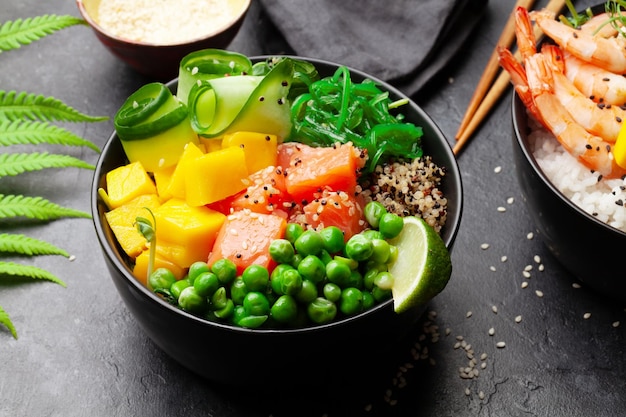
[480,243,490,250]
[490,266,497,272]
[501,255,508,262]
[535,290,544,298]
[494,166,502,173]
[523,271,531,278]
[68,255,76,262]
[492,305,498,314]
[527,232,534,240]
[488,327,495,336]
[454,342,461,349]
[534,255,541,264]
[480,353,488,360]
[481,362,487,369]
[524,265,533,272]
[521,281,529,289]
[445,328,451,336]
[583,312,591,319]
[466,311,473,318]
[515,315,522,323]
[479,391,485,400]
[496,341,506,348]
[497,206,506,212]
[465,388,471,396]
[507,197,515,204]
[612,321,620,328]
[538,264,545,271]
[572,282,581,289]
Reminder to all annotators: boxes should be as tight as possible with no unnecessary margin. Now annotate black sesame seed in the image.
[259,96,265,101]
[236,253,242,258]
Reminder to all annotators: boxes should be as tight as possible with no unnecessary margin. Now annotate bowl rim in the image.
[76,0,251,47]
[511,92,626,239]
[91,55,463,335]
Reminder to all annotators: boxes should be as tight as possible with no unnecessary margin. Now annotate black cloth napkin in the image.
[257,0,489,97]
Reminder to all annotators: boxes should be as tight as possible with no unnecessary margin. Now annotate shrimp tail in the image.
[515,6,537,60]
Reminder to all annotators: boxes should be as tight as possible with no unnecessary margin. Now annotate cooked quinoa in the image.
[360,156,448,233]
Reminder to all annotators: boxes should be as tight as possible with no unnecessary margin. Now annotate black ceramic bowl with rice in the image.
[512,93,626,302]
[92,56,463,388]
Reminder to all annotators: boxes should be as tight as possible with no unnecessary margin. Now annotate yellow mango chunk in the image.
[104,194,161,257]
[200,137,223,153]
[153,198,226,267]
[105,161,157,209]
[615,122,626,169]
[165,142,204,199]
[222,131,278,174]
[152,165,176,201]
[133,248,185,286]
[185,146,248,206]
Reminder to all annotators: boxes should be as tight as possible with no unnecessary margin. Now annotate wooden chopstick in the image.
[453,0,567,155]
[455,0,535,141]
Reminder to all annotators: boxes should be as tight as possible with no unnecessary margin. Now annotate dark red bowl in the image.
[91,57,463,387]
[76,0,251,80]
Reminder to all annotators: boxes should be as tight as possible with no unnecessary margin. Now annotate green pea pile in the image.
[147,201,405,329]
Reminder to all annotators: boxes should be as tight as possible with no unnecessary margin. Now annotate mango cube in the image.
[165,142,205,199]
[222,131,277,174]
[133,248,186,286]
[152,165,176,201]
[153,198,226,268]
[104,194,161,257]
[105,161,157,209]
[185,146,249,206]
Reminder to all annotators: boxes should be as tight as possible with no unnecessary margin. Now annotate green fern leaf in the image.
[0,261,66,286]
[0,305,17,339]
[0,15,86,53]
[0,152,94,177]
[0,233,69,257]
[0,120,101,153]
[0,90,108,123]
[0,194,91,220]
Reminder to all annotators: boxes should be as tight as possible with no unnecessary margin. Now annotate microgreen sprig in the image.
[134,208,157,286]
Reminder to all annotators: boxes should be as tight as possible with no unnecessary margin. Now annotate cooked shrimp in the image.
[531,9,626,74]
[524,53,626,179]
[563,51,626,106]
[542,44,625,142]
[579,12,620,38]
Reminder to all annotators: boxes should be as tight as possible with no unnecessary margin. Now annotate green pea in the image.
[296,279,318,304]
[285,223,305,243]
[211,258,237,285]
[297,255,326,284]
[193,271,220,297]
[323,282,342,302]
[170,279,191,300]
[307,297,337,324]
[325,260,352,287]
[230,277,248,305]
[213,298,234,319]
[237,314,268,329]
[372,286,392,302]
[340,287,363,316]
[364,201,387,229]
[290,253,304,268]
[187,261,210,284]
[178,286,207,313]
[269,239,295,264]
[362,291,375,310]
[362,229,384,241]
[148,268,176,292]
[333,255,358,270]
[347,270,363,289]
[271,267,303,296]
[379,213,404,239]
[233,305,246,325]
[243,291,270,316]
[318,249,333,265]
[363,268,380,290]
[294,230,324,256]
[366,260,388,273]
[242,264,270,292]
[271,295,298,324]
[319,226,345,254]
[345,234,374,261]
[271,263,295,281]
[388,244,399,264]
[211,287,229,310]
[369,239,391,264]
[374,271,394,290]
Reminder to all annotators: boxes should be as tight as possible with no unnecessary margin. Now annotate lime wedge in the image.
[388,216,452,313]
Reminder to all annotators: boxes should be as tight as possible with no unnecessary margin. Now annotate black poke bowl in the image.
[512,93,626,302]
[91,56,463,388]
[510,2,626,303]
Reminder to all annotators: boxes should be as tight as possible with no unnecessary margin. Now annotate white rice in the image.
[528,122,626,233]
